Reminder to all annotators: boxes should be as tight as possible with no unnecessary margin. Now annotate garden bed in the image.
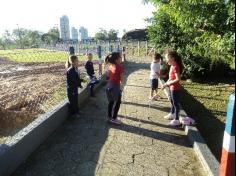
[0,55,99,143]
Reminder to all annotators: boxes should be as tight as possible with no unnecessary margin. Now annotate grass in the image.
[0,49,98,63]
[180,80,235,161]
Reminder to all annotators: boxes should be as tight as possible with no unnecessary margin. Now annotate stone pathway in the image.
[13,62,205,176]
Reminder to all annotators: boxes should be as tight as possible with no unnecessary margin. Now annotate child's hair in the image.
[65,55,78,69]
[154,53,162,60]
[105,52,121,65]
[86,53,93,57]
[168,51,184,74]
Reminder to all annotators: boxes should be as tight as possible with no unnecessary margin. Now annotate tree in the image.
[144,0,235,77]
[108,29,118,41]
[11,28,42,48]
[41,28,60,45]
[95,29,108,41]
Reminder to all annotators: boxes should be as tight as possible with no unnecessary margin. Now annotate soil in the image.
[0,57,66,139]
[0,57,96,143]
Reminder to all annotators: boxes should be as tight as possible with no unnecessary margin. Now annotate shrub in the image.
[209,59,231,77]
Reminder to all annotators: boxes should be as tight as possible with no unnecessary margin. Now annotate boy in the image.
[85,53,99,97]
[66,55,84,118]
[149,53,162,100]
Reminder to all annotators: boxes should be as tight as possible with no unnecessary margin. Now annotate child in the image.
[85,53,99,97]
[149,53,162,100]
[66,55,84,118]
[105,52,124,125]
[162,51,184,126]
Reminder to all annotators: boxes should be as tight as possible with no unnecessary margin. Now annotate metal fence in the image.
[0,41,154,140]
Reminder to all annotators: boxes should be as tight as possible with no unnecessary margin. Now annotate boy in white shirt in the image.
[149,53,162,100]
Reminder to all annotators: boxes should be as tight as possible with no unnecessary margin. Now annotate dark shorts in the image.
[150,79,158,90]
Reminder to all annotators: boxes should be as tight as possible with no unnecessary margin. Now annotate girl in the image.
[162,51,184,126]
[105,52,124,125]
[149,53,161,100]
[66,55,84,118]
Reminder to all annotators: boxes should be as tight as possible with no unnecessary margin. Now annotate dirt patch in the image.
[0,58,66,139]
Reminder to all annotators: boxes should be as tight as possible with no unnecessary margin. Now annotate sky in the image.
[0,0,155,37]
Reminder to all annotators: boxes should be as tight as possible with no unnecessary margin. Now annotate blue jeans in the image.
[170,90,180,120]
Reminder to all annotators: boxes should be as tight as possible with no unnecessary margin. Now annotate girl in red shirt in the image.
[162,51,184,126]
[105,52,124,125]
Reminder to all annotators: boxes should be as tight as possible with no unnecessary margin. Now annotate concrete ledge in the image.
[180,107,219,176]
[0,76,106,176]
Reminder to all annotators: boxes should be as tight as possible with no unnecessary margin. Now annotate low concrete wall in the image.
[179,107,219,176]
[0,76,106,176]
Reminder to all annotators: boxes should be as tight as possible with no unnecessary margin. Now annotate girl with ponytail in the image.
[162,51,184,127]
[105,52,124,125]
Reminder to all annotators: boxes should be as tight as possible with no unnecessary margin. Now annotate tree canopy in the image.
[145,0,235,78]
[95,29,118,41]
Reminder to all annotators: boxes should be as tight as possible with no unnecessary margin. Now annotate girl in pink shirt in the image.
[162,51,184,126]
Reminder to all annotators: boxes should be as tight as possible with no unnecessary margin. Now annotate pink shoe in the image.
[169,119,181,127]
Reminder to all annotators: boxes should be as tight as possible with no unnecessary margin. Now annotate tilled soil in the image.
[0,58,95,142]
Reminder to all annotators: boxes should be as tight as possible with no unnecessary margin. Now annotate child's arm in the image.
[162,72,180,89]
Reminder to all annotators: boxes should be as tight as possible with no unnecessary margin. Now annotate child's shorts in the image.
[150,79,158,90]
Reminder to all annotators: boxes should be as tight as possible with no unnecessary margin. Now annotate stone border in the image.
[0,76,106,176]
[179,106,220,176]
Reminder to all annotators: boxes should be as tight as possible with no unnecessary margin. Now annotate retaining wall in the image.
[0,76,106,176]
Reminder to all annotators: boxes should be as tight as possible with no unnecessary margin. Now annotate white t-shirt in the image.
[150,62,161,79]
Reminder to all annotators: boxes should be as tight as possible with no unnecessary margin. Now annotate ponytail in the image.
[105,52,121,65]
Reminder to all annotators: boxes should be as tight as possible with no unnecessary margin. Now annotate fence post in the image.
[123,47,126,62]
[69,46,75,55]
[220,93,235,176]
[109,45,113,53]
[138,41,140,56]
[97,45,102,76]
[145,41,148,56]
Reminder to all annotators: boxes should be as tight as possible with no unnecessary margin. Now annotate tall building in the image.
[60,15,70,41]
[79,27,88,41]
[71,27,78,41]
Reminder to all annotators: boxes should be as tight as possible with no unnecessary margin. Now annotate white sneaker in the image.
[169,119,181,127]
[109,119,122,125]
[164,113,175,120]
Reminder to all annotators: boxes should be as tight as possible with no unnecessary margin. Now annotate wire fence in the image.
[0,40,154,140]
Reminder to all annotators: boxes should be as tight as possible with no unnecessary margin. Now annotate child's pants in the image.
[89,79,99,96]
[68,93,79,115]
[108,93,122,120]
[170,90,180,120]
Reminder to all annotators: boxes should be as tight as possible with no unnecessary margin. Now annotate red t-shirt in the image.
[108,64,124,85]
[169,65,181,90]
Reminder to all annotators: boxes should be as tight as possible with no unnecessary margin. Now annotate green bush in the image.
[209,59,231,77]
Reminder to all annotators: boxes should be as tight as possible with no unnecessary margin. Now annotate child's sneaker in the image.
[109,119,122,125]
[169,119,181,127]
[164,113,175,120]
